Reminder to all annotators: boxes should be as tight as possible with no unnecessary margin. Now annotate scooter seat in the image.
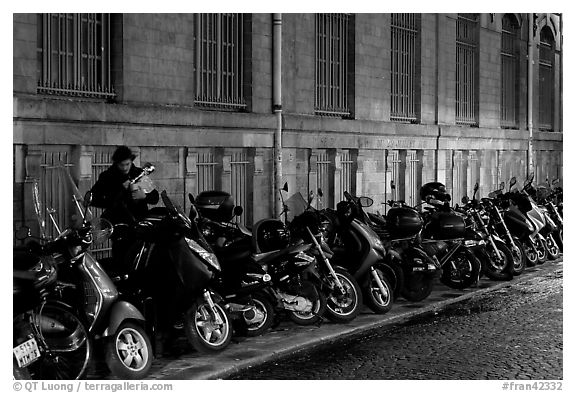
[252,242,311,266]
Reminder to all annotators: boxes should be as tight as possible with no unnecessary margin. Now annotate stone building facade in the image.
[13,13,563,234]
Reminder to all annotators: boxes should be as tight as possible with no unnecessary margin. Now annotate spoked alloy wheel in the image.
[510,239,526,275]
[545,234,560,260]
[185,299,232,354]
[105,322,152,379]
[243,293,275,337]
[24,302,92,380]
[523,242,538,267]
[440,251,480,290]
[535,236,548,264]
[324,268,362,323]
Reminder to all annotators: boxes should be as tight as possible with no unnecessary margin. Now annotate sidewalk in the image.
[97,259,564,380]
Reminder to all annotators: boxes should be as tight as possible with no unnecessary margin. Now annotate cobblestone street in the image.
[231,267,563,380]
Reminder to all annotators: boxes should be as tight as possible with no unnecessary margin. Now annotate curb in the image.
[148,259,563,380]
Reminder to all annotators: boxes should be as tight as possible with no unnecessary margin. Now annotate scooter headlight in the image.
[185,238,221,272]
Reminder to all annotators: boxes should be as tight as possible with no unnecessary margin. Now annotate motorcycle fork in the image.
[305,227,345,295]
[439,243,463,271]
[369,266,388,298]
[476,211,502,262]
[202,290,224,325]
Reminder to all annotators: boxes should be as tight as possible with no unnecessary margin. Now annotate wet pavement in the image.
[88,258,563,380]
[231,267,563,379]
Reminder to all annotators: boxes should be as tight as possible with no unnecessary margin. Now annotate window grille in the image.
[391,13,419,122]
[538,27,555,131]
[37,13,115,98]
[39,149,75,240]
[500,15,520,128]
[229,152,250,225]
[338,151,355,202]
[316,153,332,208]
[315,13,351,117]
[456,14,479,126]
[91,148,114,259]
[194,13,246,110]
[196,151,218,194]
[406,150,419,206]
[387,150,401,201]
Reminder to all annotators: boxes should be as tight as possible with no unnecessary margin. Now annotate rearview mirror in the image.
[15,226,31,241]
[473,182,479,193]
[390,180,396,190]
[552,178,559,185]
[359,197,373,208]
[317,188,323,198]
[510,177,517,187]
[499,182,505,190]
[83,191,93,208]
[188,193,195,204]
[233,206,244,217]
[282,182,288,192]
[462,196,469,204]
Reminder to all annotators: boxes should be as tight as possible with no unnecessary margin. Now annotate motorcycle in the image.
[13,233,91,380]
[19,166,153,379]
[531,179,563,255]
[459,182,515,281]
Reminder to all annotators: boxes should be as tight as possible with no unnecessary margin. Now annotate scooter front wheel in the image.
[184,298,232,354]
[323,268,362,323]
[511,238,526,275]
[535,236,548,264]
[523,241,538,267]
[105,322,152,379]
[545,234,561,260]
[366,266,394,311]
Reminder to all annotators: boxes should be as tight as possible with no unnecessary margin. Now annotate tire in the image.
[287,280,327,326]
[365,266,394,313]
[243,293,275,337]
[523,241,538,267]
[545,234,561,260]
[401,273,434,302]
[553,229,563,252]
[535,236,548,264]
[440,249,481,290]
[510,238,527,275]
[483,240,514,281]
[323,268,362,323]
[105,322,153,379]
[184,298,233,354]
[23,302,92,380]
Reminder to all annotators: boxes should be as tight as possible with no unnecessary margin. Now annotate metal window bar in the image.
[539,30,554,131]
[501,16,519,127]
[315,13,350,117]
[194,13,246,109]
[388,151,401,201]
[91,148,114,259]
[406,151,419,206]
[39,151,75,241]
[339,152,354,202]
[230,152,249,225]
[197,152,218,194]
[316,153,331,208]
[456,14,478,125]
[391,14,418,122]
[37,13,114,98]
[452,151,466,201]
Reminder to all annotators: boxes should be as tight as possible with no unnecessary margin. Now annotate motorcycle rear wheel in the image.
[184,298,232,354]
[287,280,327,326]
[440,250,481,290]
[400,273,434,302]
[105,322,152,379]
[244,293,275,337]
[323,268,362,323]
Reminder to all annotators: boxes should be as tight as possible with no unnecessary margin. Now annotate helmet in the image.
[420,182,451,202]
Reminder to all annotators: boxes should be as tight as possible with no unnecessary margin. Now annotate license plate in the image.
[13,338,41,368]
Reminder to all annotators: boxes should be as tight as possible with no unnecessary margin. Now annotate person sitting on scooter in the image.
[90,146,159,266]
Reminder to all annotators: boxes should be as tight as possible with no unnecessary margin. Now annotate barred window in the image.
[194,13,246,110]
[456,13,479,125]
[500,15,520,128]
[390,13,420,123]
[538,26,555,131]
[37,13,115,98]
[315,13,351,117]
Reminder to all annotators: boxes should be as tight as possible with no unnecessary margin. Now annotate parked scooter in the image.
[13,232,92,380]
[528,178,563,258]
[190,190,327,327]
[23,166,153,379]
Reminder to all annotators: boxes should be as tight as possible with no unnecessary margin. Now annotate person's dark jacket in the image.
[90,164,159,225]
